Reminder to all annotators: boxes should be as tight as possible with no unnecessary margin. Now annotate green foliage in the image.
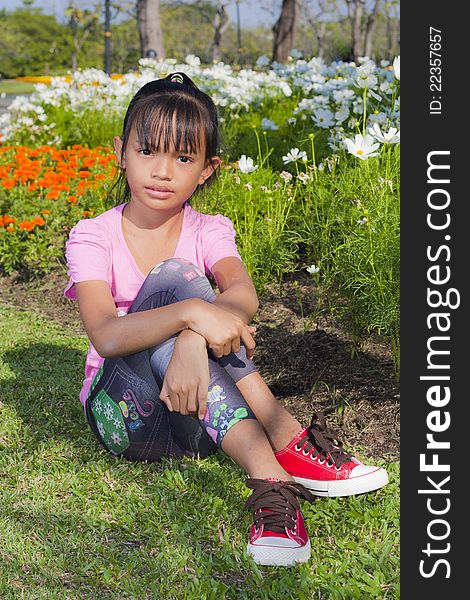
[0,306,399,599]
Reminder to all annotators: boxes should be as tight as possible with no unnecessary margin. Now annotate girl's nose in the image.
[152,155,172,180]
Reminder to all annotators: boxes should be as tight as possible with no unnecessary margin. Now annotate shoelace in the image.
[296,412,353,468]
[243,479,315,534]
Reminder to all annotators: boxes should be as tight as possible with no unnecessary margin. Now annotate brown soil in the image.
[0,269,399,461]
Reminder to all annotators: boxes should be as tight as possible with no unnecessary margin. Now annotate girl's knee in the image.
[150,258,215,302]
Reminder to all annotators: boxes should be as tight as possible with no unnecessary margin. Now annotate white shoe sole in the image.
[294,467,389,497]
[247,539,311,566]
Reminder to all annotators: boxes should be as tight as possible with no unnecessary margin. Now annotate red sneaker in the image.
[275,413,389,497]
[244,478,314,566]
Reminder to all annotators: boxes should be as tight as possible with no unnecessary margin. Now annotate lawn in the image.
[0,305,399,599]
[0,79,36,96]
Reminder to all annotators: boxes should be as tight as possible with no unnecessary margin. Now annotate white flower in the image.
[280,170,293,182]
[312,108,334,128]
[368,123,400,144]
[286,117,297,125]
[297,171,311,183]
[344,134,380,160]
[238,155,258,174]
[354,64,378,89]
[306,264,319,274]
[393,56,400,80]
[357,217,368,225]
[256,55,270,67]
[244,183,252,190]
[282,147,307,164]
[185,54,201,67]
[290,48,303,59]
[261,118,279,130]
[335,106,350,123]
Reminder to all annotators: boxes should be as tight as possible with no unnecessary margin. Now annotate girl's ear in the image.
[199,156,221,184]
[113,136,125,168]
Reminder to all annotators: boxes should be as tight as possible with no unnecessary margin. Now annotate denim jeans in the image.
[85,258,258,462]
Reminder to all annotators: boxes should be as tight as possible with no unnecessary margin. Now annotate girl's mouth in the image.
[145,186,174,199]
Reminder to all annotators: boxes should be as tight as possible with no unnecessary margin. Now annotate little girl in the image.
[64,72,388,567]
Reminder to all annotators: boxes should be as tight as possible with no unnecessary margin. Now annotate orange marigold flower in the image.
[78,170,92,178]
[81,210,93,217]
[32,217,46,226]
[41,209,51,215]
[67,195,78,204]
[46,190,61,200]
[7,224,15,232]
[2,178,16,189]
[19,220,35,232]
[28,183,38,192]
[3,215,17,225]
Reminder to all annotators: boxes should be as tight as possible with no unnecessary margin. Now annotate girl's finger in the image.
[159,387,173,412]
[198,383,208,420]
[186,385,198,416]
[231,338,241,355]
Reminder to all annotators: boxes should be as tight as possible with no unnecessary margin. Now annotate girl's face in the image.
[114,126,220,213]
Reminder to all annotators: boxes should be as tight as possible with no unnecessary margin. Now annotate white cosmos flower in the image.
[238,155,258,173]
[393,56,400,80]
[368,123,400,144]
[261,118,279,130]
[306,264,319,274]
[282,147,307,164]
[256,55,270,67]
[355,64,378,89]
[344,134,380,160]
[335,106,350,123]
[312,108,334,128]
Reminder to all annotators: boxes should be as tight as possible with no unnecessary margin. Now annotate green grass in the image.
[0,306,399,599]
[0,79,36,95]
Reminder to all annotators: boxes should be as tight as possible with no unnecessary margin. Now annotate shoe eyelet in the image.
[295,443,303,452]
[327,461,334,468]
[318,457,326,465]
[335,465,342,471]
[302,448,310,456]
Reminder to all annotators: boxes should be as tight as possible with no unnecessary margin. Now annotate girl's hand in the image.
[186,299,256,360]
[159,329,210,420]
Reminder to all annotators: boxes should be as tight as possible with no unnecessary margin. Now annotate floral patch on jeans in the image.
[203,384,250,446]
[91,389,130,455]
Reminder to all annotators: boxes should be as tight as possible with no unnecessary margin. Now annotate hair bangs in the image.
[134,96,205,155]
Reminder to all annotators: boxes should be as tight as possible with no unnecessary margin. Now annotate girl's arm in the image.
[76,280,192,358]
[75,277,255,359]
[210,257,259,324]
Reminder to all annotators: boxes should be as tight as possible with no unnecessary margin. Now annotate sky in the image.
[0,0,277,27]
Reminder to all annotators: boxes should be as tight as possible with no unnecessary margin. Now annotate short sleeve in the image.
[202,214,242,276]
[64,218,111,299]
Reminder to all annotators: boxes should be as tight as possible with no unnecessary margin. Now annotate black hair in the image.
[111,72,220,205]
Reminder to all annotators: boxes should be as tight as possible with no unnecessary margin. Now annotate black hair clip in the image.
[169,73,184,84]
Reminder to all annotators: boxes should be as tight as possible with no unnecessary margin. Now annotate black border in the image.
[401,3,466,597]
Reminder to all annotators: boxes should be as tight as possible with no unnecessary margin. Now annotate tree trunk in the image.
[346,0,366,61]
[211,1,231,62]
[137,0,165,59]
[272,0,303,63]
[364,0,382,58]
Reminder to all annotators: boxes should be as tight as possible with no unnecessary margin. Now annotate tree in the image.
[65,4,100,72]
[136,0,165,59]
[345,0,382,60]
[272,0,303,63]
[194,0,231,62]
[303,0,338,59]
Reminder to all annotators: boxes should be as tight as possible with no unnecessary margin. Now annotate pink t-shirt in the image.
[64,202,242,408]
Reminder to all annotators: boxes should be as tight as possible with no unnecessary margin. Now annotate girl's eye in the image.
[177,155,192,163]
[139,148,153,156]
